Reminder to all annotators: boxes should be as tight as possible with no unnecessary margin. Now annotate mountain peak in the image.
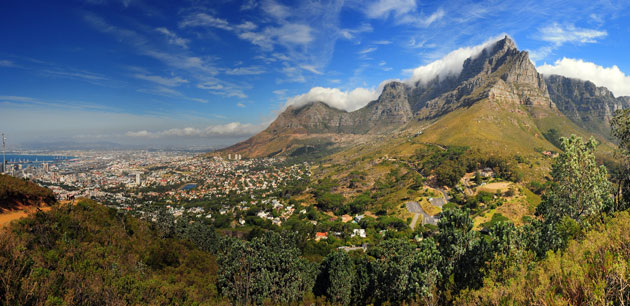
[496,35,517,51]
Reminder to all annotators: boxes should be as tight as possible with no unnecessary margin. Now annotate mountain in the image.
[219,36,613,159]
[545,74,630,138]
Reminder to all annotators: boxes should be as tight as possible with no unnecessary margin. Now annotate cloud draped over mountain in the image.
[538,58,630,97]
[406,35,504,85]
[283,35,506,112]
[285,87,379,112]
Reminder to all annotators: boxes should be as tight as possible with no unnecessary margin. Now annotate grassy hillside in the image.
[0,174,56,211]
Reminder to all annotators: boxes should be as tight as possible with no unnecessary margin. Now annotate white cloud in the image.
[262,0,291,20]
[280,64,306,83]
[530,23,607,63]
[179,13,232,30]
[272,23,313,45]
[359,47,377,54]
[272,89,288,95]
[155,27,189,48]
[237,102,246,108]
[133,74,188,86]
[241,0,257,10]
[365,0,416,19]
[198,81,248,98]
[126,122,264,138]
[424,8,445,26]
[406,35,504,85]
[399,7,445,27]
[225,66,266,75]
[539,23,607,45]
[300,65,323,75]
[236,21,257,31]
[339,23,373,40]
[285,87,379,112]
[537,58,630,96]
[373,40,392,45]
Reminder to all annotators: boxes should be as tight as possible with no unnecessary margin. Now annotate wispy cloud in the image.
[40,68,109,82]
[84,13,219,76]
[539,23,607,45]
[365,0,416,19]
[530,23,607,62]
[359,47,377,54]
[0,60,16,67]
[225,66,266,75]
[137,86,207,103]
[300,65,323,75]
[179,1,344,83]
[197,80,249,98]
[155,27,189,48]
[133,73,188,86]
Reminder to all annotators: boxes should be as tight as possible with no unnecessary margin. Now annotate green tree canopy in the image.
[536,135,612,224]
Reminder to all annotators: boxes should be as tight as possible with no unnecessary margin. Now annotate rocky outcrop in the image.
[265,81,413,135]
[413,36,555,120]
[545,75,629,137]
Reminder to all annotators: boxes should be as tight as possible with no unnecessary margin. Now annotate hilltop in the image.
[0,173,56,212]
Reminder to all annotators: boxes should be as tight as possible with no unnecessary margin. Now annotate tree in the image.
[436,208,489,297]
[611,109,630,211]
[535,135,612,224]
[315,251,355,305]
[217,232,316,304]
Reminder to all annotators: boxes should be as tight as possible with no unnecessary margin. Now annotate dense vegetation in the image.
[412,146,522,187]
[0,173,55,210]
[0,200,225,305]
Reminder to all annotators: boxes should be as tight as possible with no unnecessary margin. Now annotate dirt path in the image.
[0,206,51,228]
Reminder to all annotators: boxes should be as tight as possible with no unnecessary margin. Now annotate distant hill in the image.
[0,174,56,212]
[219,36,617,159]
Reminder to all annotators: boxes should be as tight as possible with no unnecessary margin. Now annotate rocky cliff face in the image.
[545,74,629,137]
[412,36,554,120]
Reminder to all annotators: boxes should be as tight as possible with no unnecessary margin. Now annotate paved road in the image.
[406,201,438,227]
[410,213,420,230]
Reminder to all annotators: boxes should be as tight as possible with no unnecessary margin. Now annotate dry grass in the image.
[478,182,512,194]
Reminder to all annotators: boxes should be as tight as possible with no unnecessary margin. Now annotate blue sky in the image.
[1,0,630,149]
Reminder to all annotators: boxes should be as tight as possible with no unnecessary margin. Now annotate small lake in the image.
[181,183,197,191]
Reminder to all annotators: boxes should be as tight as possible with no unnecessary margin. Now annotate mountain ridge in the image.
[217,36,620,158]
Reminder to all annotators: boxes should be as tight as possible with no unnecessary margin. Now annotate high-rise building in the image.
[136,173,141,185]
